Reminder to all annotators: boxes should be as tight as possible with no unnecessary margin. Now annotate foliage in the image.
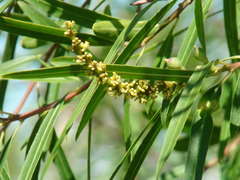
[0,0,240,179]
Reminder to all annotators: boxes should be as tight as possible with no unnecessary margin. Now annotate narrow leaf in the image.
[0,16,112,46]
[24,0,118,28]
[185,110,213,180]
[0,64,193,82]
[115,1,176,64]
[0,55,41,73]
[19,104,62,180]
[18,1,57,27]
[230,71,240,126]
[0,0,14,14]
[110,112,158,179]
[51,132,76,180]
[75,85,106,138]
[156,64,211,178]
[0,32,18,109]
[177,0,213,66]
[124,113,162,179]
[223,0,239,56]
[194,0,206,55]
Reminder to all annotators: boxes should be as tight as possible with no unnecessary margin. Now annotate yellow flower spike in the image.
[139,98,147,104]
[64,20,75,29]
[80,41,90,52]
[64,29,76,38]
[76,55,86,63]
[129,88,137,97]
[98,72,109,83]
[63,20,180,104]
[96,62,106,73]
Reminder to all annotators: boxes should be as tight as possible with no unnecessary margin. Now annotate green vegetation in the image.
[0,0,240,179]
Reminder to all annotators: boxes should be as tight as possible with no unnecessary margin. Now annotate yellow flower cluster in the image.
[63,21,177,103]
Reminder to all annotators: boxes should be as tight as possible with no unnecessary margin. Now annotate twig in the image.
[141,0,194,46]
[14,82,36,114]
[0,81,91,125]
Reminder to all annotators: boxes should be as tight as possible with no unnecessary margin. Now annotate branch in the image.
[14,82,36,114]
[142,0,194,46]
[0,80,91,125]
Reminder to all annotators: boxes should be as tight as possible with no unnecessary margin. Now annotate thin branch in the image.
[0,81,91,124]
[141,0,194,46]
[14,82,36,114]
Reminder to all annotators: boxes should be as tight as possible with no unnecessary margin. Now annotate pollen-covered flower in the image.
[64,20,75,29]
[108,72,121,87]
[64,21,76,38]
[76,52,93,63]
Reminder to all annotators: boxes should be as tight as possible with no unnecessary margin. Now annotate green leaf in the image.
[75,85,106,139]
[194,0,206,55]
[114,1,176,65]
[218,0,239,165]
[110,112,157,179]
[0,128,21,179]
[0,168,10,180]
[159,165,184,180]
[24,0,118,28]
[177,0,213,66]
[0,0,13,14]
[223,0,239,56]
[184,110,213,180]
[154,28,174,68]
[123,113,162,179]
[0,55,41,73]
[0,137,12,167]
[230,71,240,126]
[87,120,92,180]
[0,32,18,110]
[0,16,112,46]
[155,64,211,178]
[93,20,158,41]
[0,64,193,82]
[104,4,111,16]
[122,98,132,153]
[21,37,46,49]
[50,132,76,180]
[18,1,58,27]
[222,146,240,180]
[50,56,76,66]
[19,104,62,180]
